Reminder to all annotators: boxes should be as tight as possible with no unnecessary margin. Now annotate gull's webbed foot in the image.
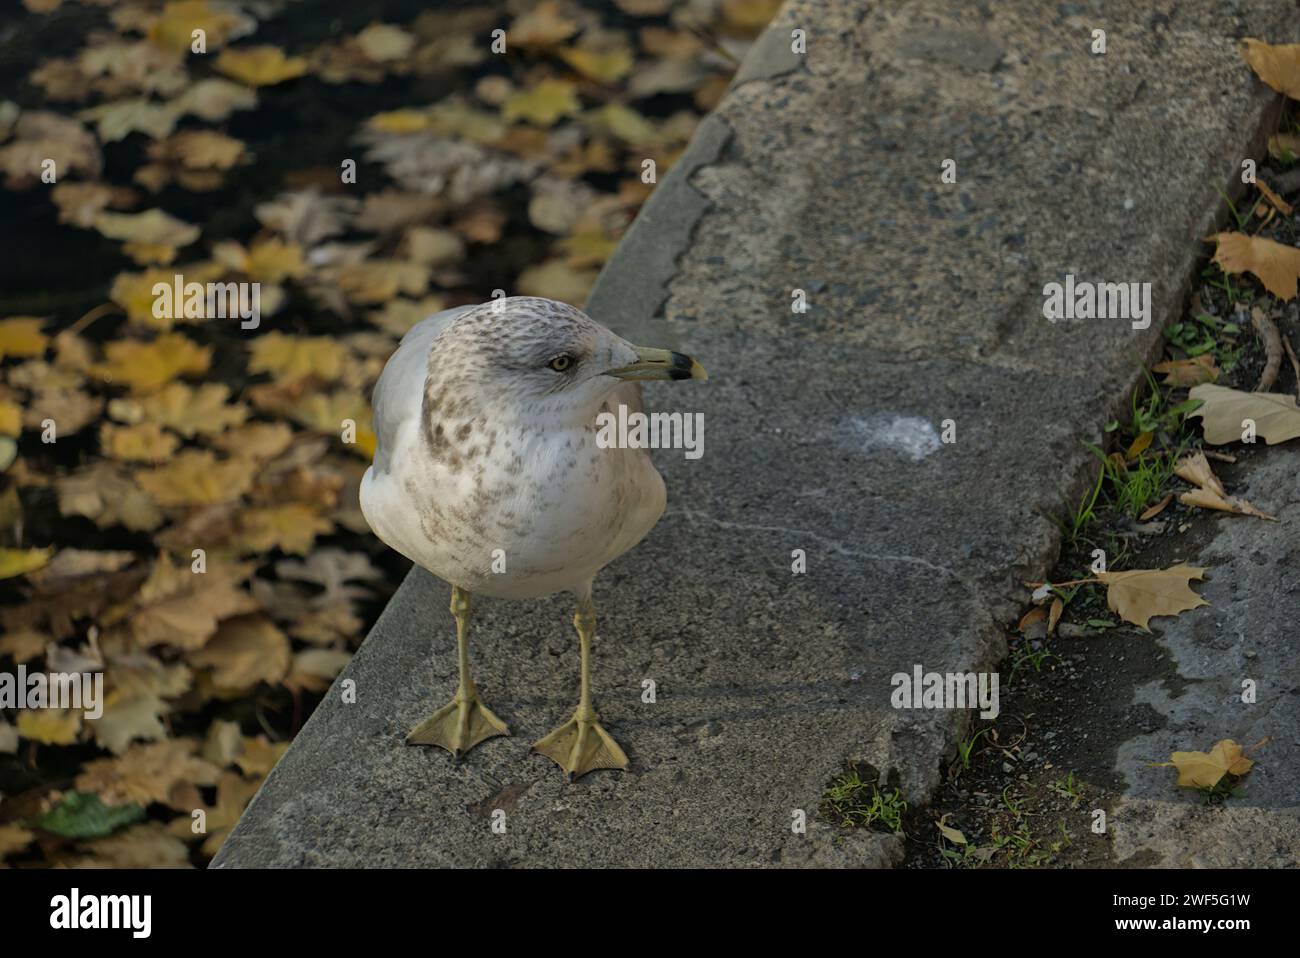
[533,707,629,781]
[407,692,509,757]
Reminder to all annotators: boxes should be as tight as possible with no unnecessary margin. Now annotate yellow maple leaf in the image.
[335,259,430,305]
[248,332,347,382]
[0,316,49,360]
[0,546,54,580]
[0,399,21,437]
[1239,38,1300,99]
[503,79,581,126]
[1212,232,1300,301]
[16,707,82,745]
[1153,739,1256,789]
[214,237,305,283]
[234,504,333,555]
[100,422,179,462]
[216,45,308,87]
[147,0,252,53]
[110,262,225,328]
[368,109,430,134]
[507,0,580,48]
[560,46,635,84]
[135,448,258,506]
[189,615,291,694]
[92,333,211,394]
[111,382,249,437]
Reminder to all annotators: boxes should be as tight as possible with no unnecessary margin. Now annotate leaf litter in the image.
[0,0,776,866]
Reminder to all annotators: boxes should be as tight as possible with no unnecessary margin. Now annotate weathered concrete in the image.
[1112,445,1300,867]
[215,0,1299,867]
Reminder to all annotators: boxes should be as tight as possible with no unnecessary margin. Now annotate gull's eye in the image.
[547,354,574,372]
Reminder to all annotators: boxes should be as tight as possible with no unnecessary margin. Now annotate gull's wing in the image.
[370,304,476,475]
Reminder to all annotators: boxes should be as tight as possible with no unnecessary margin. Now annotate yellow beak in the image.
[605,346,708,382]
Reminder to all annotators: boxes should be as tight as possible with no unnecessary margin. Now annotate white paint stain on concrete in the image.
[848,415,941,461]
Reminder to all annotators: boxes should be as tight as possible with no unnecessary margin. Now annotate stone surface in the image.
[215,1,1299,867]
[1111,445,1300,867]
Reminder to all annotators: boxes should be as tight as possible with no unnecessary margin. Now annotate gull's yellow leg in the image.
[407,585,509,756]
[533,590,629,781]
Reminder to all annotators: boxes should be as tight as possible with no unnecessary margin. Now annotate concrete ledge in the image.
[215,0,1298,868]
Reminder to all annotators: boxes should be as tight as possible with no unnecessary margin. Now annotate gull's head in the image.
[429,296,706,421]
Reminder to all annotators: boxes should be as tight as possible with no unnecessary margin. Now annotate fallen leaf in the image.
[1178,486,1275,520]
[1047,597,1063,635]
[115,554,256,651]
[216,46,309,87]
[0,316,49,360]
[248,332,348,382]
[16,707,81,744]
[51,182,137,228]
[1153,738,1255,789]
[100,422,179,462]
[502,79,581,126]
[145,0,255,53]
[1188,383,1300,445]
[56,462,164,531]
[76,739,219,807]
[1017,605,1047,632]
[136,449,258,506]
[507,1,580,49]
[1211,232,1300,301]
[1173,450,1226,497]
[233,503,333,555]
[559,45,635,84]
[78,98,179,142]
[516,259,597,305]
[1125,431,1154,460]
[169,78,258,122]
[189,614,291,693]
[355,23,416,62]
[0,547,53,580]
[1239,39,1300,99]
[1138,493,1172,521]
[0,110,101,184]
[1152,353,1218,387]
[0,825,32,858]
[1255,179,1293,216]
[94,209,200,264]
[92,333,211,394]
[30,791,143,838]
[110,382,249,437]
[166,770,258,856]
[65,821,191,868]
[1095,564,1209,631]
[937,813,967,845]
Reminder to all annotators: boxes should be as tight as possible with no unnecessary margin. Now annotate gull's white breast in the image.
[361,413,665,599]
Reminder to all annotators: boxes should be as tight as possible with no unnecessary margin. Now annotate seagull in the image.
[360,296,706,780]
